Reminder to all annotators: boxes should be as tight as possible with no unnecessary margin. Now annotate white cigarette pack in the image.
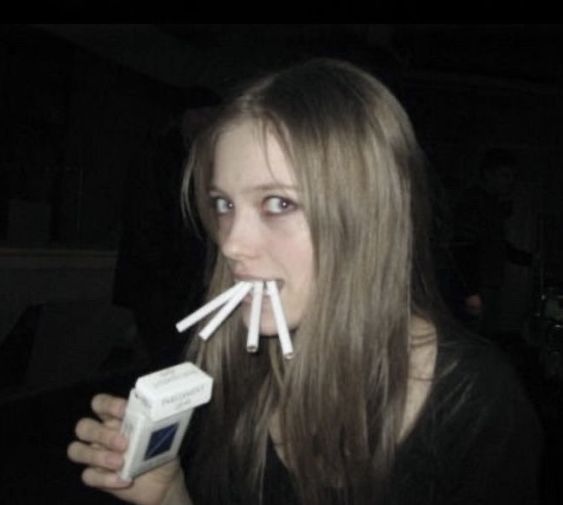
[119,362,213,480]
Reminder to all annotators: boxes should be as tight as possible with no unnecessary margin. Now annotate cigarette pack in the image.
[119,362,213,480]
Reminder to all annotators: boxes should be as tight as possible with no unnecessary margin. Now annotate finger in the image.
[81,466,132,489]
[75,418,128,451]
[91,394,127,421]
[103,418,124,431]
[67,441,124,471]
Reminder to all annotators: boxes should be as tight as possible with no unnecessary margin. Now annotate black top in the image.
[183,334,543,505]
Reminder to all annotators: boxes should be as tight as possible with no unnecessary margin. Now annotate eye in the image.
[263,196,296,215]
[211,196,233,215]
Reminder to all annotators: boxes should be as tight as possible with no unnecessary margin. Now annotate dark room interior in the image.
[1,24,562,504]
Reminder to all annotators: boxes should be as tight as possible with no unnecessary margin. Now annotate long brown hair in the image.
[182,58,441,504]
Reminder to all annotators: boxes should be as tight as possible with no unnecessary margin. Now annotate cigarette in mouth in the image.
[246,281,264,353]
[175,281,249,333]
[176,279,295,360]
[198,282,253,340]
[266,280,294,360]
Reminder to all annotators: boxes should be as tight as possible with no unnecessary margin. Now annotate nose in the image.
[220,211,262,262]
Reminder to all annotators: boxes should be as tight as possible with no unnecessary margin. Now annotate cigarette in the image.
[246,281,264,353]
[198,282,253,340]
[266,281,294,359]
[176,282,248,333]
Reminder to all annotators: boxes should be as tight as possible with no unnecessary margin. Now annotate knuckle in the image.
[102,428,119,448]
[95,449,110,468]
[114,398,127,418]
[106,418,123,431]
[103,450,123,470]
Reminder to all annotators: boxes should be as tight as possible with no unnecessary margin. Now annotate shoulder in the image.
[426,330,543,502]
[440,333,532,408]
[434,331,539,435]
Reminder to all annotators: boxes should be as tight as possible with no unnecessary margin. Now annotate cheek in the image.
[215,217,231,244]
[295,247,314,291]
[280,238,315,309]
[272,231,314,280]
[273,216,313,262]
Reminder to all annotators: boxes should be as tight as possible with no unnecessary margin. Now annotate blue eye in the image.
[263,196,296,215]
[211,196,233,215]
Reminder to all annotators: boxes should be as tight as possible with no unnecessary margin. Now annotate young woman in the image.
[68,58,542,505]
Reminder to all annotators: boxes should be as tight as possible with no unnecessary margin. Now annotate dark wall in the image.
[0,25,183,249]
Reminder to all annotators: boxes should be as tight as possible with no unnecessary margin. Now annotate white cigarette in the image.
[198,282,253,340]
[246,281,264,353]
[266,281,294,359]
[176,282,248,333]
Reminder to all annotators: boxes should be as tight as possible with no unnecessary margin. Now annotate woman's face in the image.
[210,121,314,335]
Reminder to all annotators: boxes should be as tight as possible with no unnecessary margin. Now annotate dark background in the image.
[0,24,562,504]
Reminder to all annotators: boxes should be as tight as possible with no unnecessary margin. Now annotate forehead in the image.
[212,120,296,189]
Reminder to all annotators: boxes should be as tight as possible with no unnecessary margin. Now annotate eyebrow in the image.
[209,183,299,194]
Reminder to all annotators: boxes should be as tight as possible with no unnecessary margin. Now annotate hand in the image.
[67,394,185,505]
[464,294,483,317]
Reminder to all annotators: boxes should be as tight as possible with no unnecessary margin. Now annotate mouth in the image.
[235,277,284,288]
[238,278,284,304]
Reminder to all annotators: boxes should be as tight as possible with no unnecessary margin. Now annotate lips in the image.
[237,278,284,304]
[234,276,284,289]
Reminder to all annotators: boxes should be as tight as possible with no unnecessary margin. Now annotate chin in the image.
[240,312,281,337]
[259,325,279,337]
